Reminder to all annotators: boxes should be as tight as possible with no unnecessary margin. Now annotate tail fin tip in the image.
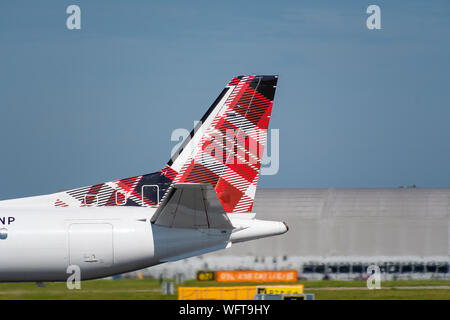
[169,74,278,213]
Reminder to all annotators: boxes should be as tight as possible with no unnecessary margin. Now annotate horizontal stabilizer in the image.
[151,183,233,230]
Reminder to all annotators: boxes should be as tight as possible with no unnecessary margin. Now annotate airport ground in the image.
[0,279,449,300]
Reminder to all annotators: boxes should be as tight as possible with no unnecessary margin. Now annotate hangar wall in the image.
[219,188,449,257]
[141,188,449,280]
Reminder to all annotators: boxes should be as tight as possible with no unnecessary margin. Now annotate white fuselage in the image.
[0,207,287,282]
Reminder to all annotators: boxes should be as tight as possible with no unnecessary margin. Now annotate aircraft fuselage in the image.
[0,208,227,281]
[0,207,287,282]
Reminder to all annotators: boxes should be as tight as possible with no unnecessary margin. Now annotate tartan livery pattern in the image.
[54,75,278,213]
[172,75,277,212]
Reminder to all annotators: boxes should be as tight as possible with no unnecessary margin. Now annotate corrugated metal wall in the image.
[217,188,450,257]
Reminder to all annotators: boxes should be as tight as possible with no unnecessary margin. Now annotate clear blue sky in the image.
[1,1,449,200]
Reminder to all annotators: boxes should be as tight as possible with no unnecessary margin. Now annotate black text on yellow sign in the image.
[257,286,304,295]
[196,271,216,281]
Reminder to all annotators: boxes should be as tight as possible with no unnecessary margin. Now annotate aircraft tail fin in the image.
[165,75,278,213]
[1,75,277,211]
